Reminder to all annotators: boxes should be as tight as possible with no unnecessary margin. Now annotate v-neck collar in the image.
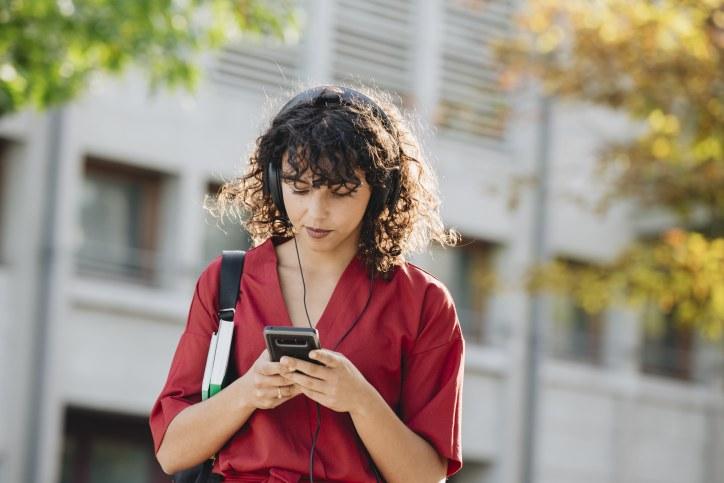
[261,237,368,343]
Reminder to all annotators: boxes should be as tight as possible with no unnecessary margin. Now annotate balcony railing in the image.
[75,240,163,286]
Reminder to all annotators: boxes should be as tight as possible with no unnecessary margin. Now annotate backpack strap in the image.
[218,250,245,322]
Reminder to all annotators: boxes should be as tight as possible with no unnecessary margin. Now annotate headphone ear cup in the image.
[265,161,288,220]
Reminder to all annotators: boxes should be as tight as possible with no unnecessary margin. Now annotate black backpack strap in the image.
[218,250,245,322]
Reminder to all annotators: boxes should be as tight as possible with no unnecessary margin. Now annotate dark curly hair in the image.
[206,84,458,279]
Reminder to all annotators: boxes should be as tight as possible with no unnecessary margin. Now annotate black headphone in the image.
[262,85,402,224]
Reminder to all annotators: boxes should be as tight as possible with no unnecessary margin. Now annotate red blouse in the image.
[150,238,464,482]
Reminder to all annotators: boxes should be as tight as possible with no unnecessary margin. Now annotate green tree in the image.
[498,0,724,339]
[0,0,298,116]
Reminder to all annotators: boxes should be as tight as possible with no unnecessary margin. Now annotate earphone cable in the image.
[293,237,319,483]
[293,236,313,330]
[293,235,380,483]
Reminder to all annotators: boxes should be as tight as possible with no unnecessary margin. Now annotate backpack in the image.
[172,250,245,483]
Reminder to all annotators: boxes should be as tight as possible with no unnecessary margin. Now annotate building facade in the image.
[1,1,722,482]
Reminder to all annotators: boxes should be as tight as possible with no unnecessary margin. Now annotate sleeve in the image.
[400,282,465,477]
[148,256,223,454]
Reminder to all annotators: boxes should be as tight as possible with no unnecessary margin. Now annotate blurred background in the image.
[1,0,723,482]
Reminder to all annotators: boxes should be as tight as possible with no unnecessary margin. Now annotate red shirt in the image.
[150,238,464,482]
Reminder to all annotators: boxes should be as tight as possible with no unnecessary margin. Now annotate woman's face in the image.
[280,156,372,256]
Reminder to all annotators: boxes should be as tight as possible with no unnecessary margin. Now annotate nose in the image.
[306,187,330,219]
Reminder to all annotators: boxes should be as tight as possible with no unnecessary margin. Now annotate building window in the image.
[448,460,493,482]
[549,294,604,365]
[548,259,605,365]
[455,238,496,344]
[77,158,163,284]
[202,182,251,266]
[210,1,303,94]
[332,0,414,106]
[641,310,694,381]
[60,407,166,483]
[436,0,514,145]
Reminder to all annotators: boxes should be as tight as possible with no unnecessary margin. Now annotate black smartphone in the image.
[264,326,322,365]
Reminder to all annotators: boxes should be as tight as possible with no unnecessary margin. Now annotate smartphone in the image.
[264,326,322,365]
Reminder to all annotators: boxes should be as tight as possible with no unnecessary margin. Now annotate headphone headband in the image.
[263,85,402,223]
[276,85,397,137]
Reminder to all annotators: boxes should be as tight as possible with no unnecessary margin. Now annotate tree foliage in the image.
[0,0,298,117]
[498,0,724,339]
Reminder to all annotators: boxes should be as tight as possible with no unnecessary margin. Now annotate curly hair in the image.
[206,84,458,279]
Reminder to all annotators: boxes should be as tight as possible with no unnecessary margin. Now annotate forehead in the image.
[280,147,363,182]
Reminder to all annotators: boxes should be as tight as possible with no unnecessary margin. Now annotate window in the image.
[210,1,303,94]
[77,158,164,284]
[60,407,166,483]
[549,294,604,365]
[455,238,496,343]
[548,259,605,365]
[202,182,251,266]
[641,310,694,381]
[448,460,493,483]
[436,0,514,145]
[331,0,414,106]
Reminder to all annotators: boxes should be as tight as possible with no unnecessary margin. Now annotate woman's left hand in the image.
[279,349,374,414]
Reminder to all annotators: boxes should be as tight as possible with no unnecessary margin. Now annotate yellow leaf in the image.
[711,285,724,318]
[652,137,672,158]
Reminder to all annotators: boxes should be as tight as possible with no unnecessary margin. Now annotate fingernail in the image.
[280,357,288,364]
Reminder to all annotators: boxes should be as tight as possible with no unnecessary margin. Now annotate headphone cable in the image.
[293,237,320,483]
[293,236,380,483]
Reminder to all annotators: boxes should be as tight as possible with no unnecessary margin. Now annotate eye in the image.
[283,178,310,194]
[330,182,360,198]
[332,189,357,198]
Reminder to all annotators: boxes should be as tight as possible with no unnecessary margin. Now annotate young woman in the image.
[150,85,464,482]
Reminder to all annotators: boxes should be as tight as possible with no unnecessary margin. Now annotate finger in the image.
[277,384,297,398]
[254,374,292,387]
[299,386,326,405]
[279,384,303,399]
[283,371,326,392]
[280,356,330,379]
[262,385,292,402]
[257,361,285,376]
[308,349,342,368]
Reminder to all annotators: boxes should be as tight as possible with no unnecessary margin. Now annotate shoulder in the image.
[389,261,462,350]
[390,260,455,309]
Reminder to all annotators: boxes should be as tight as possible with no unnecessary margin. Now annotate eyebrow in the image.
[281,175,311,185]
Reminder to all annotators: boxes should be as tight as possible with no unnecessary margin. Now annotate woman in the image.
[150,85,464,482]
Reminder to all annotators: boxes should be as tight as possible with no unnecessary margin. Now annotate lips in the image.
[305,227,332,239]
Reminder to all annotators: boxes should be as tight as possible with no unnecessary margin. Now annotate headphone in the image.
[262,85,402,224]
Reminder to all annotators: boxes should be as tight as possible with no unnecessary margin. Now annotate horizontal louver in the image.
[332,0,413,104]
[210,37,302,94]
[437,0,514,144]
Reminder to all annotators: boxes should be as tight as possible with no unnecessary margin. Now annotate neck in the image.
[277,229,360,277]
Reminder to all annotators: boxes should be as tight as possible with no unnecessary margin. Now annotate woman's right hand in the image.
[238,349,300,410]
